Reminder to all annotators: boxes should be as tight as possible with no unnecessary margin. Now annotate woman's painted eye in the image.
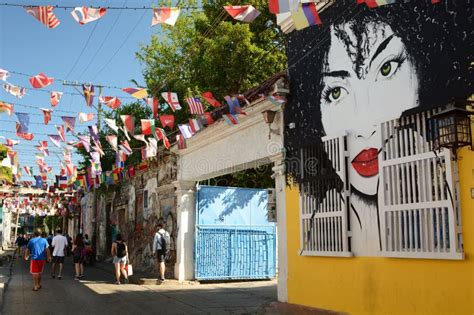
[330,87,341,100]
[324,86,348,103]
[380,62,392,76]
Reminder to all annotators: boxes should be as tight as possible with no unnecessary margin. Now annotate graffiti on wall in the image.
[285,1,472,255]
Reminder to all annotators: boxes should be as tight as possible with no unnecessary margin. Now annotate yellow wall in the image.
[286,147,474,315]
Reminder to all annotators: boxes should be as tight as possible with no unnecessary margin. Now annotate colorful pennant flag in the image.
[120,115,135,137]
[16,112,30,132]
[159,115,175,129]
[186,97,205,115]
[176,134,185,150]
[161,92,182,111]
[40,108,53,125]
[24,6,60,29]
[203,112,214,125]
[3,83,26,98]
[224,96,246,115]
[119,140,133,155]
[106,135,118,152]
[48,135,62,148]
[5,139,19,147]
[16,123,34,140]
[267,95,286,107]
[178,124,193,139]
[71,7,107,25]
[89,125,99,142]
[78,112,94,123]
[122,87,148,99]
[141,119,156,136]
[146,97,159,119]
[104,118,119,133]
[224,114,239,125]
[55,125,66,142]
[357,0,396,8]
[82,84,94,106]
[189,118,202,134]
[61,116,76,132]
[224,5,260,23]
[29,73,54,88]
[291,3,322,30]
[50,91,63,107]
[134,134,148,146]
[151,7,181,26]
[79,135,91,152]
[269,0,298,14]
[99,96,121,109]
[24,166,33,177]
[201,91,221,108]
[0,102,14,116]
[0,69,9,81]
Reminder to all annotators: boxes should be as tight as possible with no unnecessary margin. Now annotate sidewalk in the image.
[0,248,15,312]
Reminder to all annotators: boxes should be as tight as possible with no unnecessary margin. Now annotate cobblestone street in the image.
[2,256,277,315]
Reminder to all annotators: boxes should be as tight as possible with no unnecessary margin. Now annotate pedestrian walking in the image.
[72,233,86,280]
[14,234,25,256]
[111,234,129,284]
[152,223,170,281]
[51,229,68,280]
[24,230,51,291]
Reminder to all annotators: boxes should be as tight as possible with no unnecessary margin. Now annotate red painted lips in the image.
[351,148,379,177]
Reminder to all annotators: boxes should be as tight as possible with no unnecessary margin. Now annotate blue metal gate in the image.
[195,186,276,280]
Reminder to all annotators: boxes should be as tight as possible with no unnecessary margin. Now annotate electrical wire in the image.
[0,3,200,10]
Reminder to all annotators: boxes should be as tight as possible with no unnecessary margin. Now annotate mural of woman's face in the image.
[320,22,419,196]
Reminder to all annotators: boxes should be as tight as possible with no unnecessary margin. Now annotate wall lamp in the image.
[262,110,280,140]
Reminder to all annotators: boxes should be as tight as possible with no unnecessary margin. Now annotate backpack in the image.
[156,231,170,252]
[116,242,126,258]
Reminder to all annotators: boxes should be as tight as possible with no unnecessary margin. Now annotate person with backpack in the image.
[111,234,129,284]
[152,223,170,281]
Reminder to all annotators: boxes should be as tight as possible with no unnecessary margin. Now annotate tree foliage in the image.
[0,144,12,183]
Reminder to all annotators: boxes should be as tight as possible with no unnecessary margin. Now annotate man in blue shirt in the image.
[24,230,51,291]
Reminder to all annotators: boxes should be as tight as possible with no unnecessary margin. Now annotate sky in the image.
[0,0,160,185]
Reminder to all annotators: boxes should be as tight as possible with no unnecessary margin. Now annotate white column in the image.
[173,180,196,281]
[271,154,288,302]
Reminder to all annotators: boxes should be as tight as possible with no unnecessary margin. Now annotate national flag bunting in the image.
[267,95,286,107]
[48,135,62,148]
[151,7,181,26]
[269,0,298,14]
[40,108,53,125]
[291,3,322,30]
[224,96,246,115]
[50,91,63,107]
[159,115,175,129]
[202,112,214,125]
[55,125,66,142]
[61,116,76,132]
[5,139,19,147]
[357,0,397,8]
[82,84,94,106]
[224,114,239,125]
[185,97,205,115]
[224,5,260,23]
[3,83,26,98]
[29,73,54,88]
[141,119,155,136]
[16,112,30,132]
[79,136,91,152]
[0,102,13,116]
[78,112,94,123]
[146,97,159,119]
[99,96,121,109]
[24,6,60,29]
[16,122,34,140]
[71,7,107,25]
[119,140,133,155]
[122,87,148,99]
[120,115,135,139]
[189,118,202,134]
[106,135,118,152]
[201,91,221,108]
[89,125,99,142]
[0,69,9,81]
[178,124,193,139]
[104,118,119,133]
[24,166,33,177]
[161,92,182,111]
[176,134,185,150]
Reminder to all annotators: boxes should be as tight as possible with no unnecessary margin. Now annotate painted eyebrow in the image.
[322,70,350,78]
[369,34,395,67]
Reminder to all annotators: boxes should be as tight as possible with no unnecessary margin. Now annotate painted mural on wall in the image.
[285,1,472,255]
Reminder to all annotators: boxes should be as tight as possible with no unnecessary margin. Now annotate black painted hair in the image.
[285,0,473,194]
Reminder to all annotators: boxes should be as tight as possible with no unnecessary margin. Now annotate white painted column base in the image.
[173,180,196,282]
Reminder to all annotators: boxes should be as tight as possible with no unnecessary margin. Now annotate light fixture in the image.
[430,100,473,159]
[262,110,280,139]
